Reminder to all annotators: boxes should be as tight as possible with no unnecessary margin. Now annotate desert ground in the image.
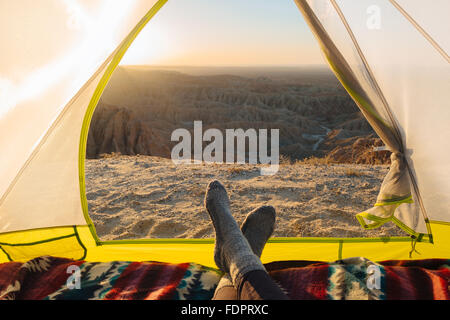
[85,155,405,240]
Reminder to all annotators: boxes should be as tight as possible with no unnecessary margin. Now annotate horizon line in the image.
[120,63,329,69]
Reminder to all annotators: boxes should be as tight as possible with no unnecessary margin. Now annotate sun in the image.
[0,0,143,117]
[121,24,169,65]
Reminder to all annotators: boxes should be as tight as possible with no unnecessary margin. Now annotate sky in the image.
[121,0,326,66]
[0,0,326,119]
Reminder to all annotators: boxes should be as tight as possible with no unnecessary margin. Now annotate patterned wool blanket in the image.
[0,256,448,300]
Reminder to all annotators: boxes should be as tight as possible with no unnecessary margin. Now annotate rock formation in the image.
[87,66,390,164]
[87,103,170,158]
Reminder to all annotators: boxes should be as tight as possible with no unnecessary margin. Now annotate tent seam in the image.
[388,0,450,63]
[329,0,403,149]
[0,233,77,247]
[73,226,87,261]
[0,245,12,262]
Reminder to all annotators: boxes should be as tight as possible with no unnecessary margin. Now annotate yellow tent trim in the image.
[1,222,450,267]
[79,0,169,245]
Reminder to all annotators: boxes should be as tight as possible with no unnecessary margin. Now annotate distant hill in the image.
[87,66,390,164]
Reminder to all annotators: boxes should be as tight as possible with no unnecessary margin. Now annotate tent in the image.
[0,0,449,267]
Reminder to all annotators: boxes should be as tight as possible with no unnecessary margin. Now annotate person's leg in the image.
[212,275,237,300]
[236,270,289,300]
[214,270,289,300]
[213,205,276,300]
[205,181,288,300]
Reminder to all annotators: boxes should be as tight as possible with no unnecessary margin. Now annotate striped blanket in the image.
[0,256,448,300]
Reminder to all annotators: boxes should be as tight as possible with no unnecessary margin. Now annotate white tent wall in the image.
[295,0,450,236]
[0,0,161,233]
[335,0,450,225]
[0,67,107,232]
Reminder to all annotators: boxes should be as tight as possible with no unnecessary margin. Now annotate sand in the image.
[85,155,406,240]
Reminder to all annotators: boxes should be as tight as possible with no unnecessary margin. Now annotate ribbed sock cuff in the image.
[229,253,266,287]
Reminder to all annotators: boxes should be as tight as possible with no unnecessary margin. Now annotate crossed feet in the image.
[204,180,276,286]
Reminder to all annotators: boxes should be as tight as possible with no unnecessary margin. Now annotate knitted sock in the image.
[215,205,276,292]
[241,205,276,257]
[204,180,266,285]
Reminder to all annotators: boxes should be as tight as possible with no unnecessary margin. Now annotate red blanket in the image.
[0,256,448,300]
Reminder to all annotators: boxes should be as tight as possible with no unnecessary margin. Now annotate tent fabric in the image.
[0,0,449,265]
[2,223,450,266]
[294,0,450,238]
[0,0,163,233]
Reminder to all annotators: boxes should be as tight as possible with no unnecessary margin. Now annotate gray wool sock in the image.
[241,206,276,257]
[205,180,266,285]
[216,205,276,291]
